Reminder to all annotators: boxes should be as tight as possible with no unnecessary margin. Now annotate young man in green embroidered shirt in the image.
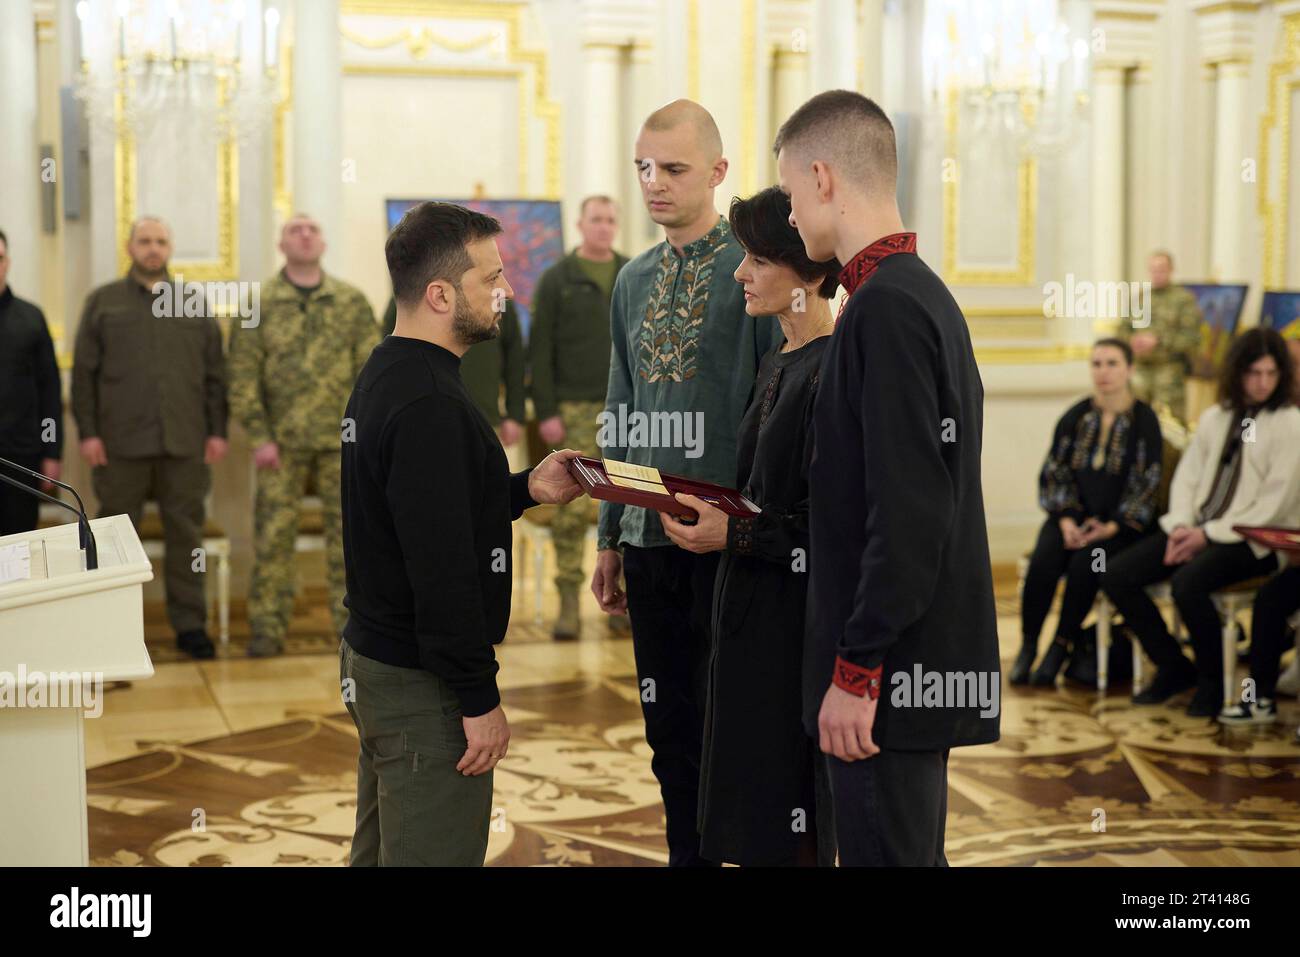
[589,100,783,866]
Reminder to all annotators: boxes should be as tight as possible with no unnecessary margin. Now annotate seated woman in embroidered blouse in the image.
[659,186,838,867]
[1102,327,1300,718]
[1013,338,1164,686]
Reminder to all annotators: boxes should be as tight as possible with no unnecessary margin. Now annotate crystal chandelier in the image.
[922,0,1091,158]
[72,0,283,147]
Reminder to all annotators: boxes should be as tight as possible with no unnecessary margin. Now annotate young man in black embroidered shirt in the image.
[777,91,1000,866]
[340,202,583,866]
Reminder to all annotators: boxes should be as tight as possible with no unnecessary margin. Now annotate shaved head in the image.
[128,215,172,242]
[774,89,897,197]
[642,99,723,160]
[281,211,321,238]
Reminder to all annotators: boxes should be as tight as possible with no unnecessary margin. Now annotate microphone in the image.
[0,456,99,571]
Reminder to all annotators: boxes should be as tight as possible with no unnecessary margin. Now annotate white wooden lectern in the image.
[0,515,154,866]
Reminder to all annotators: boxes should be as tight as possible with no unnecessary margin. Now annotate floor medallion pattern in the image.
[87,674,1300,866]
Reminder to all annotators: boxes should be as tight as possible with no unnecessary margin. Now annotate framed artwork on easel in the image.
[384,198,565,342]
[1183,283,1248,378]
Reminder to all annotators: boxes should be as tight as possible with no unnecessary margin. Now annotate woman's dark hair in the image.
[1092,337,1133,365]
[728,188,840,299]
[1218,326,1294,411]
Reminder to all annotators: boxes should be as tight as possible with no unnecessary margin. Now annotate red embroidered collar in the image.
[837,232,917,298]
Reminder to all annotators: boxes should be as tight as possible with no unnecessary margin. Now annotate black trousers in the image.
[0,452,42,537]
[1250,566,1300,699]
[1020,518,1141,650]
[826,748,950,866]
[622,544,720,867]
[1101,531,1277,687]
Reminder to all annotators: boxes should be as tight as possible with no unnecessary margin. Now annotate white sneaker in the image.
[1276,658,1300,697]
[1218,698,1277,726]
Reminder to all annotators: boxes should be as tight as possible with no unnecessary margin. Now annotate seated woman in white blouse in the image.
[1100,327,1300,718]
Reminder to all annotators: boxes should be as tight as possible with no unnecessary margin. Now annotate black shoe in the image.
[177,629,215,659]
[1132,662,1197,704]
[1185,684,1222,718]
[1009,644,1037,685]
[1029,640,1069,687]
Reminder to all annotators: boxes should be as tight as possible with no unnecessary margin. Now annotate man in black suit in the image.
[776,90,1000,866]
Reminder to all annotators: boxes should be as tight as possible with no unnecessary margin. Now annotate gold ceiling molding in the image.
[1193,1,1264,17]
[340,23,501,58]
[1204,54,1253,67]
[115,76,239,280]
[1094,10,1161,22]
[339,0,561,198]
[581,39,652,51]
[942,90,1038,286]
[1257,11,1300,288]
[342,0,526,15]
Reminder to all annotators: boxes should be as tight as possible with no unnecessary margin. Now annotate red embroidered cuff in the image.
[833,657,883,699]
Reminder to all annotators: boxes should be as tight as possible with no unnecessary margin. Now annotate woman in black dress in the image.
[1013,338,1164,685]
[662,187,839,866]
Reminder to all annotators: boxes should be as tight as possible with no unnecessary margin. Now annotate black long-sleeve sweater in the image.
[340,335,535,716]
[804,246,1000,750]
[0,285,63,459]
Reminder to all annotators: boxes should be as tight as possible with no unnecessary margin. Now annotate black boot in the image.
[1185,681,1222,718]
[1009,643,1037,685]
[1132,658,1197,704]
[1030,639,1070,687]
[177,629,215,660]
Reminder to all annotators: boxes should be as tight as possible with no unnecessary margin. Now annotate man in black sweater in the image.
[0,229,63,534]
[776,91,1000,865]
[340,202,582,866]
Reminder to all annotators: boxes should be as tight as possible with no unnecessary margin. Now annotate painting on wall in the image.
[1184,283,1248,377]
[1260,291,1300,341]
[385,198,565,341]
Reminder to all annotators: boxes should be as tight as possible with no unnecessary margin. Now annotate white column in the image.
[291,0,342,271]
[581,44,623,201]
[811,0,856,93]
[858,0,885,99]
[627,43,657,251]
[1209,61,1251,283]
[771,48,808,136]
[656,0,689,102]
[1090,66,1126,293]
[0,0,41,296]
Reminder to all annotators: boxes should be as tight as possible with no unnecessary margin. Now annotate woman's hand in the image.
[1079,518,1119,546]
[661,492,729,553]
[1059,516,1085,550]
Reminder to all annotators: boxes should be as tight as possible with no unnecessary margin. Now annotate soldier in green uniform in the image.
[1116,250,1202,424]
[530,196,629,639]
[228,214,380,656]
[381,295,527,447]
[72,217,228,659]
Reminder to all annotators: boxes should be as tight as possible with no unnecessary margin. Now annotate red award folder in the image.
[1232,525,1300,557]
[565,456,761,521]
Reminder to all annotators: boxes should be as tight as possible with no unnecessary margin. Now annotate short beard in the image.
[452,293,500,347]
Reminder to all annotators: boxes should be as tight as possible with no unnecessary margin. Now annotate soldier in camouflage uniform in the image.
[1115,250,1203,424]
[228,214,380,656]
[530,197,629,638]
